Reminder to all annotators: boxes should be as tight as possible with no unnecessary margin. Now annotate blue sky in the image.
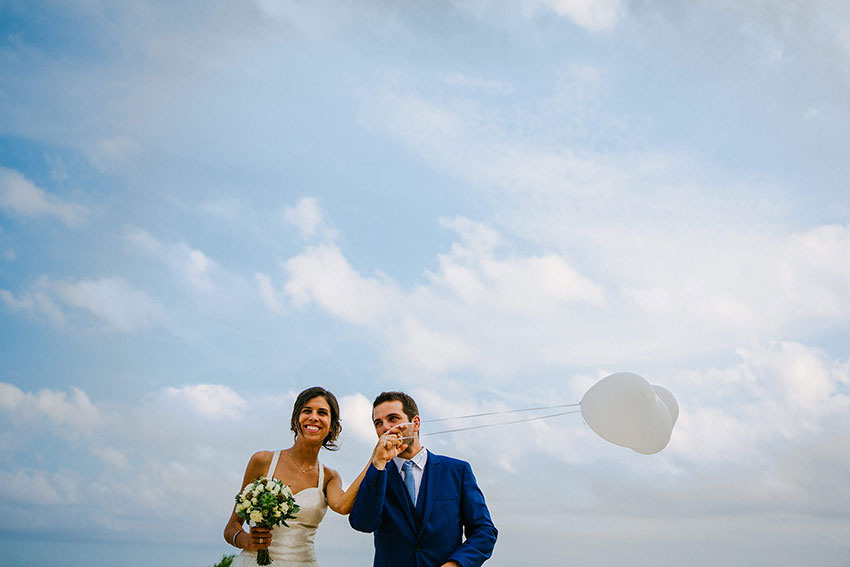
[2,1,850,566]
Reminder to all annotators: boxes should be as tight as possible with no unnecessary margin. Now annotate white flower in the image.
[251,498,258,505]
[250,510,263,523]
[279,502,289,514]
[271,483,280,494]
[282,486,292,498]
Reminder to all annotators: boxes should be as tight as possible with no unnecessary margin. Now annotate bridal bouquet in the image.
[235,476,300,565]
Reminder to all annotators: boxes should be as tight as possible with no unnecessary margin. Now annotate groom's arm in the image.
[445,462,498,567]
[348,463,387,533]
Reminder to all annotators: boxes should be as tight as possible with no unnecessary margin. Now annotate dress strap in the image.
[317,460,324,489]
[267,450,281,479]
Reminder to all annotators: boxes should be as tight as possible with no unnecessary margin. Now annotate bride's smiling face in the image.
[298,396,331,440]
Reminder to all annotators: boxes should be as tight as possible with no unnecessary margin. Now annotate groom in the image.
[350,391,497,567]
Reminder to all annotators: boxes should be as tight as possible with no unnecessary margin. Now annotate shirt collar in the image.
[393,447,428,471]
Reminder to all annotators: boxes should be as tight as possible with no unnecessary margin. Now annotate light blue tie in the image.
[402,460,416,505]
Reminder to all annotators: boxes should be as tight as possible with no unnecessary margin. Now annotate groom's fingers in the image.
[381,431,401,446]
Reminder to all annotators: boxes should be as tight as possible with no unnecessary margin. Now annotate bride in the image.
[223,386,404,566]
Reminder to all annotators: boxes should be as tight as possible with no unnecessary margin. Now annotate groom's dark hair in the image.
[291,386,342,451]
[373,391,419,421]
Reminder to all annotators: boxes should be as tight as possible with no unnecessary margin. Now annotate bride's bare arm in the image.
[324,463,370,515]
[223,451,273,551]
[325,433,408,515]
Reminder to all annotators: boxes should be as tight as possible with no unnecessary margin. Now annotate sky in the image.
[1,1,850,565]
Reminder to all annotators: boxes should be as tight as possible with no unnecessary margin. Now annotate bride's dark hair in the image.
[290,386,342,451]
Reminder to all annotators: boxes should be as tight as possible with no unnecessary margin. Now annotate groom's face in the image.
[372,400,416,438]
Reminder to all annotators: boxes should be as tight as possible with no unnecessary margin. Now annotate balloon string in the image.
[420,402,581,423]
[422,409,581,437]
[390,409,583,440]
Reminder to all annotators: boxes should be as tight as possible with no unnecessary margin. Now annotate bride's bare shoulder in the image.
[244,450,274,477]
[322,464,341,486]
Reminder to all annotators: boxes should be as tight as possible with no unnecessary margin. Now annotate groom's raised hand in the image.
[370,428,408,470]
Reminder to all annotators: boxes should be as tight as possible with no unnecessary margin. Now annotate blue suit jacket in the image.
[349,451,497,567]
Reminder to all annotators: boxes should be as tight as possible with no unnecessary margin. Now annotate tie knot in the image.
[402,460,414,472]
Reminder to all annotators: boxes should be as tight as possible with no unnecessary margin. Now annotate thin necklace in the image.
[287,449,317,474]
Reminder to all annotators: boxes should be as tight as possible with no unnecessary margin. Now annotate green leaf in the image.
[210,553,235,567]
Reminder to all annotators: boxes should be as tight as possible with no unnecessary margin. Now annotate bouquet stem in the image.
[257,548,271,566]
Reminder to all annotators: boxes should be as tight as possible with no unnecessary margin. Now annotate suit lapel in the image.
[419,452,441,533]
[387,461,416,531]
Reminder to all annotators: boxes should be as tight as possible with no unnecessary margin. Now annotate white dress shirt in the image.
[393,447,428,506]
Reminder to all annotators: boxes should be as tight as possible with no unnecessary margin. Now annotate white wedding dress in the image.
[233,450,328,567]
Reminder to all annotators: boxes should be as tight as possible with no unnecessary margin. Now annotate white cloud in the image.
[0,288,34,311]
[368,88,850,357]
[441,73,513,94]
[0,382,238,533]
[283,197,337,241]
[283,243,399,326]
[164,384,247,420]
[362,91,620,201]
[669,342,850,465]
[53,277,163,331]
[394,317,477,373]
[0,382,25,409]
[7,275,164,332]
[527,0,621,32]
[90,446,130,469]
[0,469,85,506]
[123,225,161,253]
[619,222,850,348]
[35,289,67,325]
[256,272,284,313]
[281,217,607,375]
[839,23,850,51]
[671,405,759,464]
[268,179,850,384]
[0,381,291,533]
[431,216,605,312]
[0,382,103,432]
[1,284,67,325]
[339,393,376,445]
[742,342,842,413]
[124,226,217,291]
[88,135,140,172]
[0,167,88,227]
[185,248,214,291]
[199,197,246,222]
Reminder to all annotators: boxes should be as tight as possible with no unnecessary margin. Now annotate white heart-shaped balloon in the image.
[653,385,679,426]
[581,372,674,453]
